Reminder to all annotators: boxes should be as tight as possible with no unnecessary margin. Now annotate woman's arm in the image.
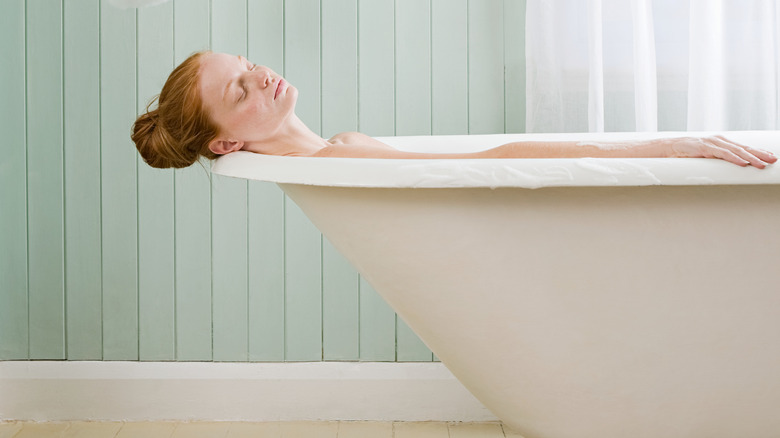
[314,134,776,168]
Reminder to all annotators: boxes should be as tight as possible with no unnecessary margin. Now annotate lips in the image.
[274,79,286,100]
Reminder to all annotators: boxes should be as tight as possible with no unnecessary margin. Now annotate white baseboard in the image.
[0,361,497,423]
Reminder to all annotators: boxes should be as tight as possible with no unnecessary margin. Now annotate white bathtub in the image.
[212,131,780,438]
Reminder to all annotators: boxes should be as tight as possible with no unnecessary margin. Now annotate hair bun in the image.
[132,106,197,169]
[130,51,219,169]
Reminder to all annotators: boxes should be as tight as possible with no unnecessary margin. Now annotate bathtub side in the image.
[280,182,780,438]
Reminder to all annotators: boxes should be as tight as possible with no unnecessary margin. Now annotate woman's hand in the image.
[662,135,777,168]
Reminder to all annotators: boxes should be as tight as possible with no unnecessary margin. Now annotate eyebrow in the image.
[221,55,243,103]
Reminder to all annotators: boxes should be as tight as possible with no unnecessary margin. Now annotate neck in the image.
[242,114,330,157]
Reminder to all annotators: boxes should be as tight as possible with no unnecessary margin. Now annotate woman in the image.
[132,50,776,169]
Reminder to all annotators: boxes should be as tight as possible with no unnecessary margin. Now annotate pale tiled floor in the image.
[0,421,525,438]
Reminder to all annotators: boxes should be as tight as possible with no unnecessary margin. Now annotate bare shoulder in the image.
[328,132,394,149]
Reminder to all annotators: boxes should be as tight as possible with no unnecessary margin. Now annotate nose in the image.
[247,68,274,90]
[254,69,272,87]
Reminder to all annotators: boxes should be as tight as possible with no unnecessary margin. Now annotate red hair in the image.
[131,50,219,169]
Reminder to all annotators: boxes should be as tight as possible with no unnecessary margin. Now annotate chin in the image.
[287,85,299,102]
[285,87,299,113]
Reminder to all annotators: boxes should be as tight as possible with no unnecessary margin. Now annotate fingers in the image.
[709,135,777,168]
[721,150,753,167]
[738,143,778,164]
[708,136,760,167]
[706,145,751,167]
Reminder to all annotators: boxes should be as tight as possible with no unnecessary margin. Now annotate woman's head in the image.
[132,51,296,169]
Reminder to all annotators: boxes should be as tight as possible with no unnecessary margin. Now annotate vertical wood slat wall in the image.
[0,0,526,362]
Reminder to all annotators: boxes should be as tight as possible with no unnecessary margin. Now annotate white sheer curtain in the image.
[525,0,780,133]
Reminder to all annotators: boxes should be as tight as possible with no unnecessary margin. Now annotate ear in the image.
[208,138,245,156]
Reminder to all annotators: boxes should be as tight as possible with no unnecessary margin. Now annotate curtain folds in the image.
[525,0,780,133]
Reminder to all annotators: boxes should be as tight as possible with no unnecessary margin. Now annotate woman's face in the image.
[199,52,296,147]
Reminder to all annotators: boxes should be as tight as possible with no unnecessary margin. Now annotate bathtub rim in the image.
[210,131,780,189]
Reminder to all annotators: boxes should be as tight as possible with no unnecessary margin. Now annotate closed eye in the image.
[237,63,257,101]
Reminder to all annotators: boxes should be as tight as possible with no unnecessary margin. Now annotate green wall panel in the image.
[395,0,431,136]
[0,0,29,360]
[100,1,138,360]
[248,183,286,361]
[432,0,468,135]
[322,0,358,138]
[1,0,521,362]
[504,0,527,134]
[211,173,249,362]
[64,0,102,360]
[26,0,65,360]
[468,0,505,134]
[358,0,395,137]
